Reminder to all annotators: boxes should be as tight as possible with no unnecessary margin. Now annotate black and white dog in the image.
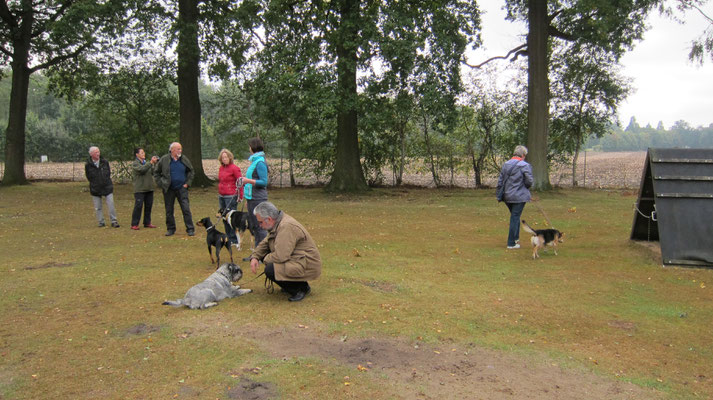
[196,217,233,267]
[217,208,251,250]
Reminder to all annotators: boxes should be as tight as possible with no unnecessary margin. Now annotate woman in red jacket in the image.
[218,149,244,248]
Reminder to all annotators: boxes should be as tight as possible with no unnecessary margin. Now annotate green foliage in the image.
[549,44,632,163]
[587,120,713,151]
[81,63,179,160]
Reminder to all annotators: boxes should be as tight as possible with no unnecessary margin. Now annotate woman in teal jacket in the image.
[240,137,269,247]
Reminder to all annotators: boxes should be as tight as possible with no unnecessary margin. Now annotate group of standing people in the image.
[85,137,320,302]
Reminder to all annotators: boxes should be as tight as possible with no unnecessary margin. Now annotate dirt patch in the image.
[125,323,161,336]
[239,325,662,400]
[226,378,279,400]
[23,262,74,270]
[344,278,399,293]
[607,320,637,330]
[631,240,663,264]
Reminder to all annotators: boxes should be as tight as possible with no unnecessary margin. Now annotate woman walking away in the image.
[217,148,244,248]
[241,137,269,248]
[496,145,533,249]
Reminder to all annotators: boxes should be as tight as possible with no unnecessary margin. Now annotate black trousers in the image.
[247,199,268,247]
[131,191,154,227]
[264,263,309,295]
[164,187,194,233]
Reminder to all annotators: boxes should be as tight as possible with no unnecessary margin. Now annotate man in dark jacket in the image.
[153,142,195,236]
[85,146,119,228]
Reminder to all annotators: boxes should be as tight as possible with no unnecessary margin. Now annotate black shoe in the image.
[288,287,311,302]
[111,222,120,228]
[98,222,106,227]
[165,231,175,236]
[187,231,195,236]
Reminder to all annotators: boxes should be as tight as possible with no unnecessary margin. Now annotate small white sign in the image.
[40,155,48,163]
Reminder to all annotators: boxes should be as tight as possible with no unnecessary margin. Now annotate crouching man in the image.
[249,202,321,302]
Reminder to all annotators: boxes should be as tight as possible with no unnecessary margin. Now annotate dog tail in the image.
[162,299,184,307]
[521,220,537,236]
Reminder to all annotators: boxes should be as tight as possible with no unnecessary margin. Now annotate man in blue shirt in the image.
[153,142,195,237]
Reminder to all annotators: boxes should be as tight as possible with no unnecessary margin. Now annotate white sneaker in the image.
[507,244,520,249]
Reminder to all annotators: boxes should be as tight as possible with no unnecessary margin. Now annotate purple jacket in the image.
[496,157,533,203]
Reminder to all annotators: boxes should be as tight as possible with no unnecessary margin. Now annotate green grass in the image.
[1,182,712,399]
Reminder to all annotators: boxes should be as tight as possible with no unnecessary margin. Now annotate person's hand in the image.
[250,258,259,274]
[183,183,188,188]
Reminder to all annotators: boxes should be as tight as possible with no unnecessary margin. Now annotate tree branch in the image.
[0,0,18,28]
[29,42,92,73]
[463,43,527,68]
[548,25,575,41]
[31,1,73,38]
[690,3,713,23]
[0,44,12,57]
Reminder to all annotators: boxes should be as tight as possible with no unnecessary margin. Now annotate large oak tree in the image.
[493,0,660,190]
[258,0,480,192]
[0,0,128,185]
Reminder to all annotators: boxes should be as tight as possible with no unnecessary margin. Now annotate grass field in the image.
[0,182,711,399]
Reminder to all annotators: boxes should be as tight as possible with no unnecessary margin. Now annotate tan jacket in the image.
[252,212,322,282]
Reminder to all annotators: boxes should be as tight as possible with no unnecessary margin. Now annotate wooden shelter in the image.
[631,148,713,268]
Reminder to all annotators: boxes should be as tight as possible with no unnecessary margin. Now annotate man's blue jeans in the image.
[506,202,526,247]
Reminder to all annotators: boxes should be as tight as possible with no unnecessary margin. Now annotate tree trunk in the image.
[2,60,31,186]
[286,124,296,187]
[526,0,551,190]
[572,141,580,187]
[397,124,405,186]
[177,0,211,186]
[421,110,439,187]
[1,10,34,186]
[327,0,367,192]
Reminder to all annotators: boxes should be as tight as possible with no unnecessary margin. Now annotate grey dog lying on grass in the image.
[162,262,251,309]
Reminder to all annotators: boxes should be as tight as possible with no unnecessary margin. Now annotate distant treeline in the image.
[587,118,713,151]
[3,73,712,167]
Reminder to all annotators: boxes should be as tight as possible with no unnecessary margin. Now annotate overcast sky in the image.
[468,1,713,129]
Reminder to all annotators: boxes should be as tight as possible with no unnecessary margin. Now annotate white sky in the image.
[467,1,713,129]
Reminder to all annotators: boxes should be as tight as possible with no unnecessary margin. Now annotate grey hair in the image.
[513,145,528,157]
[88,146,99,155]
[254,201,280,220]
[169,142,180,152]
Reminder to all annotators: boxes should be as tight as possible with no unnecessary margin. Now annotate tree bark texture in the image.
[1,7,33,186]
[526,0,552,190]
[327,0,367,192]
[177,0,210,186]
